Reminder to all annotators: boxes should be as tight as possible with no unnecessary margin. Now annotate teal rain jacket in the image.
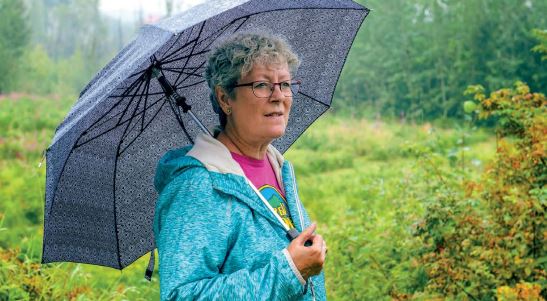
[153,133,327,300]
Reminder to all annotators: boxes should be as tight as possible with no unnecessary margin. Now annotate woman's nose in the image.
[269,83,284,100]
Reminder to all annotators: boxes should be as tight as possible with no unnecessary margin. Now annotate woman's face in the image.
[226,62,293,144]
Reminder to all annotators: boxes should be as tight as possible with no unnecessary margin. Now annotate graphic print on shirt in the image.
[259,184,295,229]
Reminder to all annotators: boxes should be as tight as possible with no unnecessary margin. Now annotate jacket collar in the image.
[186,133,291,230]
[186,133,285,192]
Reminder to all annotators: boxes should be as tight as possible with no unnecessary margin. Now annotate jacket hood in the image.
[153,145,196,193]
[154,133,286,194]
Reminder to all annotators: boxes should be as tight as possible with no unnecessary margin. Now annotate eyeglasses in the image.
[232,80,301,98]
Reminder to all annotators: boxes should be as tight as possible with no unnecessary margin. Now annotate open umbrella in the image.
[41,0,369,279]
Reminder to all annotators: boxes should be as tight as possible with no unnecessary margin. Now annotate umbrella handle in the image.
[286,228,314,247]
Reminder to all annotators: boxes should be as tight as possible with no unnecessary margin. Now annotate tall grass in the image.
[0,96,495,300]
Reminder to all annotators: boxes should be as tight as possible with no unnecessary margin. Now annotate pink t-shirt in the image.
[231,152,295,229]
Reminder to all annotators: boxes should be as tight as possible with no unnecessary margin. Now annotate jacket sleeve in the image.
[154,169,305,301]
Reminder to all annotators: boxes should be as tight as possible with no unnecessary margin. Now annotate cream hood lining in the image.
[186,133,286,192]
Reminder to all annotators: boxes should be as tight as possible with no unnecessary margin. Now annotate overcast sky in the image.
[99,0,206,21]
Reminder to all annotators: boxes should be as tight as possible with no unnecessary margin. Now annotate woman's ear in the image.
[215,86,231,109]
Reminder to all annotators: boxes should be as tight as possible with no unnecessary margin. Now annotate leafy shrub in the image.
[413,82,546,300]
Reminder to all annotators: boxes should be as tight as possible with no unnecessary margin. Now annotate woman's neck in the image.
[217,129,270,160]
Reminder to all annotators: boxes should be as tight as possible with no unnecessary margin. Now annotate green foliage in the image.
[0,0,136,96]
[413,82,546,299]
[14,45,90,95]
[15,45,57,95]
[1,94,497,300]
[336,0,547,119]
[0,242,159,300]
[532,29,547,61]
[0,0,30,93]
[287,114,494,300]
[0,96,160,300]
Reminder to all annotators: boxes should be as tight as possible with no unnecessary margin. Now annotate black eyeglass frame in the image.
[232,80,302,98]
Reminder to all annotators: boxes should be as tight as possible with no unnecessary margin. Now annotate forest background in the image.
[0,0,545,300]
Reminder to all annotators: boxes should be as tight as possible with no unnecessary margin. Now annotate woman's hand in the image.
[287,223,327,281]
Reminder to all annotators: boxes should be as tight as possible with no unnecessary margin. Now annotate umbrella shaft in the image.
[153,70,212,136]
[187,109,212,136]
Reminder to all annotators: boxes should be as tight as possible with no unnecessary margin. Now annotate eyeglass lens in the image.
[252,81,300,98]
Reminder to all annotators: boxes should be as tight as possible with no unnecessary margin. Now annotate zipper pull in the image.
[310,278,316,301]
[38,149,46,168]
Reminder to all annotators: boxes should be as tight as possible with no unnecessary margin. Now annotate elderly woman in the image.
[153,32,327,300]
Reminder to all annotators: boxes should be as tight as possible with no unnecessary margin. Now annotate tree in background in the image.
[165,0,174,17]
[337,0,547,120]
[13,0,137,95]
[1,0,545,115]
[532,29,547,61]
[0,0,30,93]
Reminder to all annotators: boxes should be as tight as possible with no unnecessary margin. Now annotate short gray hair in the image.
[204,31,301,129]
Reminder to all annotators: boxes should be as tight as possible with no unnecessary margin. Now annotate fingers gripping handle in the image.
[286,228,313,246]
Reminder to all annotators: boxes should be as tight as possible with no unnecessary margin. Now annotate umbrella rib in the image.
[161,22,196,62]
[110,91,165,98]
[86,94,144,135]
[232,7,367,21]
[233,15,249,32]
[161,25,192,61]
[162,17,244,69]
[162,5,365,68]
[172,20,205,86]
[159,48,210,65]
[74,97,166,149]
[298,92,330,108]
[159,6,367,67]
[141,73,149,134]
[119,81,150,143]
[126,68,149,81]
[77,105,143,148]
[168,6,365,64]
[111,73,155,268]
[119,99,168,156]
[119,75,151,145]
[195,16,250,52]
[143,98,167,130]
[75,79,146,149]
[156,16,247,86]
[160,15,246,64]
[82,73,148,138]
[161,67,204,79]
[159,37,199,64]
[176,80,207,90]
[164,17,246,88]
[111,156,123,269]
[45,73,150,233]
[159,16,248,90]
[73,80,148,148]
[173,61,207,88]
[192,16,249,53]
[115,78,147,127]
[162,18,243,65]
[127,7,366,96]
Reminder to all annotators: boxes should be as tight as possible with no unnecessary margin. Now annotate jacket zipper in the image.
[289,162,317,301]
[246,162,317,300]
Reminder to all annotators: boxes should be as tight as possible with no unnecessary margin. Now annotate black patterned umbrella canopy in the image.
[41,0,369,274]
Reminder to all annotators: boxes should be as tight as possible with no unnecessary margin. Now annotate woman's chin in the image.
[264,127,286,140]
